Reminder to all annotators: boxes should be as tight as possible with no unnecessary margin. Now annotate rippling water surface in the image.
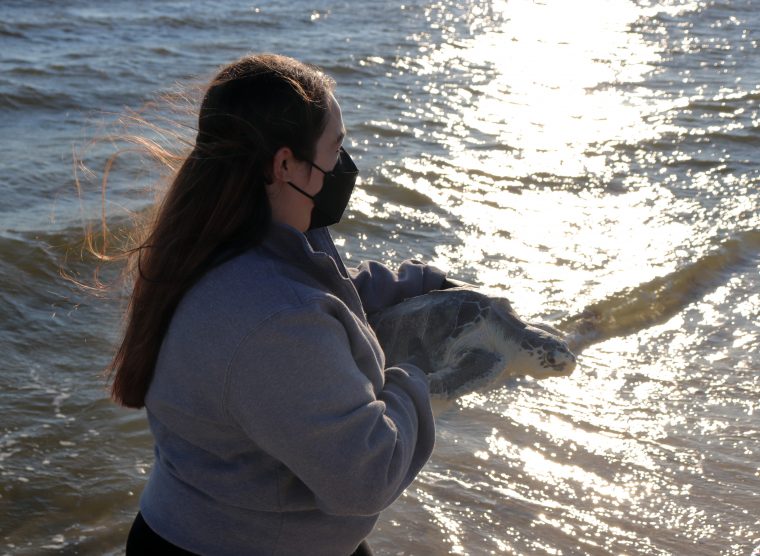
[1,0,758,554]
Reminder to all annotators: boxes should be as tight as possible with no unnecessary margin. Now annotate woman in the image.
[115,54,448,555]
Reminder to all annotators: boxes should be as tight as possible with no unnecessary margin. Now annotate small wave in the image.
[5,65,52,78]
[0,231,66,280]
[0,84,81,111]
[4,62,110,81]
[710,89,760,104]
[133,14,208,30]
[560,229,760,353]
[317,62,373,78]
[686,100,742,114]
[146,46,180,57]
[700,129,760,146]
[0,24,25,39]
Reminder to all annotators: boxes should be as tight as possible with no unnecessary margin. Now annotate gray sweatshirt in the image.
[140,223,445,555]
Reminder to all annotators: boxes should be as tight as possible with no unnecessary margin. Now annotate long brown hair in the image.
[106,54,335,408]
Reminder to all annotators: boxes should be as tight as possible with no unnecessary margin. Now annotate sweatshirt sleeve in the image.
[348,259,447,314]
[224,301,435,517]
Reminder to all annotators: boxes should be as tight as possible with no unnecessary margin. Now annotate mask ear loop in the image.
[307,159,329,176]
[286,180,317,201]
[282,147,323,199]
[285,147,354,198]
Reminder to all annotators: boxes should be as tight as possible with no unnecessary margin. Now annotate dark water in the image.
[1,0,758,554]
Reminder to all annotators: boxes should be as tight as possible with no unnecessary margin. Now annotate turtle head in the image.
[486,296,577,379]
[513,324,577,379]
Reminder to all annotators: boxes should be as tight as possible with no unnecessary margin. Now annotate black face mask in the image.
[286,147,359,230]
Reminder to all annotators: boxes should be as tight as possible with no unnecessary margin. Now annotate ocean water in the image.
[1,0,758,554]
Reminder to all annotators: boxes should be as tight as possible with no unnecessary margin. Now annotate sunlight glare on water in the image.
[443,0,670,180]
[357,0,710,319]
[407,2,711,317]
[364,0,759,554]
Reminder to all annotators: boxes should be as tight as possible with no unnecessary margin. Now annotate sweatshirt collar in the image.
[261,223,361,315]
[261,222,312,256]
[261,223,348,278]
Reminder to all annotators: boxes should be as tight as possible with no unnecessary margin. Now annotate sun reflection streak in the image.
[347,0,760,339]
[424,0,680,181]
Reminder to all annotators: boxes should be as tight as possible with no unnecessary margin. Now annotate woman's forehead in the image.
[322,95,346,146]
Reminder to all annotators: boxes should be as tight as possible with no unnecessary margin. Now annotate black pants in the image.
[126,512,374,555]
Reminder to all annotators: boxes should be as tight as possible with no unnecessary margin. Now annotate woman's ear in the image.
[271,146,294,183]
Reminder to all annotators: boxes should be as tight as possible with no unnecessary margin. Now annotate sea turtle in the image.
[368,288,576,400]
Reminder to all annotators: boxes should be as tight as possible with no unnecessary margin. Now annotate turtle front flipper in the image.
[427,348,504,400]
